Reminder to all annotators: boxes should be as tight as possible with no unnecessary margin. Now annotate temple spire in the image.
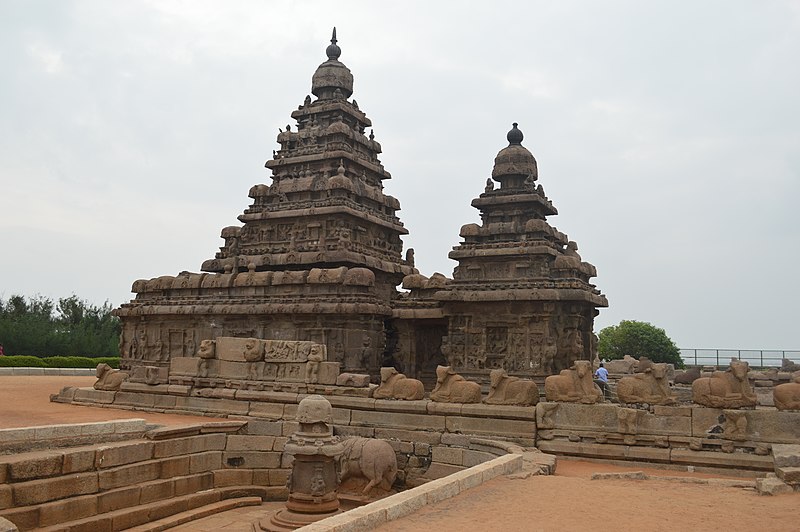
[326,27,341,60]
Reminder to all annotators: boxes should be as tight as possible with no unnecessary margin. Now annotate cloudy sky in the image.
[1,1,798,351]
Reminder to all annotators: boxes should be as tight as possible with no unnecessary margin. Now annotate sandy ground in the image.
[1,376,798,531]
[0,376,215,428]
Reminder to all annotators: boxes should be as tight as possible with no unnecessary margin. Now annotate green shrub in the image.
[0,356,48,367]
[598,320,684,368]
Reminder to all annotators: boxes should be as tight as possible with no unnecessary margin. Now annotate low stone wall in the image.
[0,368,95,376]
[0,420,289,531]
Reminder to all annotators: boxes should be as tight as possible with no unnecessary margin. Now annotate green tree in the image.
[598,320,683,368]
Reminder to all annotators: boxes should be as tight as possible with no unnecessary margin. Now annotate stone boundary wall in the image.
[0,368,95,376]
[0,419,149,454]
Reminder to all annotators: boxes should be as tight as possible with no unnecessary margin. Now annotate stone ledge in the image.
[299,453,524,532]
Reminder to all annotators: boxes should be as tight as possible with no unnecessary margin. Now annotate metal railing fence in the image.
[679,349,800,369]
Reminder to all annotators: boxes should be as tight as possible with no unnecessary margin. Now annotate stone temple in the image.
[115,29,607,387]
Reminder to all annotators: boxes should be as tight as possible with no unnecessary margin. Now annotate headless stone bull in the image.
[774,377,800,411]
[338,437,398,495]
[616,363,676,405]
[484,369,539,406]
[373,367,425,400]
[430,365,482,403]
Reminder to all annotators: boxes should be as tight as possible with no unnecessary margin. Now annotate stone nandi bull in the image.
[544,360,603,404]
[616,363,676,405]
[93,363,129,391]
[373,367,425,400]
[484,369,539,406]
[691,360,756,408]
[337,437,398,495]
[430,366,481,403]
[773,376,800,411]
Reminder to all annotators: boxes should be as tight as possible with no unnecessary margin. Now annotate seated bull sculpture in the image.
[544,360,603,404]
[484,369,539,406]
[93,363,129,391]
[338,437,398,495]
[773,376,800,411]
[691,360,756,408]
[373,367,425,400]
[616,363,676,405]
[430,365,481,403]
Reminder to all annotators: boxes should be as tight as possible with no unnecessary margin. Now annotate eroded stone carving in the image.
[305,344,325,384]
[337,437,398,495]
[617,408,638,434]
[544,360,602,404]
[373,367,424,400]
[774,377,800,411]
[430,365,481,403]
[674,367,701,384]
[616,363,676,405]
[197,339,216,378]
[691,360,756,408]
[484,369,539,406]
[93,363,129,391]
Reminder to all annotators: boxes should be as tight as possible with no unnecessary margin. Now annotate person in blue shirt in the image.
[594,362,609,398]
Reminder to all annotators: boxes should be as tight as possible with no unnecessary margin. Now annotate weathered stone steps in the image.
[123,496,263,532]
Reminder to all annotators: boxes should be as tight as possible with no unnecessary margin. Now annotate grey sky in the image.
[1,1,798,350]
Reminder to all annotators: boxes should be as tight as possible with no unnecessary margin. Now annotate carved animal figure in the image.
[430,366,481,403]
[691,360,756,408]
[197,339,216,359]
[338,437,397,495]
[373,367,424,400]
[674,367,701,385]
[242,338,264,362]
[93,363,129,391]
[544,360,603,404]
[616,363,676,405]
[773,377,800,411]
[484,369,539,406]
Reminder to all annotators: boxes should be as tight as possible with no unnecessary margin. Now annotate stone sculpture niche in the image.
[773,376,800,411]
[93,363,129,391]
[430,365,481,403]
[337,437,398,496]
[691,360,756,409]
[373,367,425,400]
[543,360,603,404]
[484,369,539,406]
[616,363,676,405]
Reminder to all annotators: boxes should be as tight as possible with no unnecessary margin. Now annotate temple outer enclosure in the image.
[114,30,606,386]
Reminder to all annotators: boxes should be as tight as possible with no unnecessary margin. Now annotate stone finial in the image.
[326,27,341,60]
[507,122,523,145]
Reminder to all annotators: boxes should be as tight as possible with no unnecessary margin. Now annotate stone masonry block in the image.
[431,446,464,466]
[175,396,249,415]
[114,391,157,408]
[5,452,63,481]
[462,450,495,468]
[38,494,98,527]
[79,422,116,437]
[223,451,281,469]
[190,451,223,473]
[244,420,284,436]
[97,485,141,513]
[62,448,96,474]
[248,402,286,420]
[461,403,537,420]
[174,472,214,496]
[269,469,291,487]
[13,472,99,506]
[73,388,115,404]
[318,361,340,385]
[215,337,252,361]
[772,444,800,468]
[351,410,446,431]
[139,478,176,504]
[153,434,227,458]
[776,466,800,485]
[226,435,276,452]
[95,441,155,469]
[170,357,199,375]
[440,433,471,447]
[0,486,11,511]
[0,507,38,530]
[374,428,441,446]
[213,469,254,487]
[445,416,535,438]
[159,455,191,479]
[113,419,149,434]
[98,461,161,491]
[33,424,82,441]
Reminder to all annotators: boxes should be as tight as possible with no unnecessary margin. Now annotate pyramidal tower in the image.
[116,30,415,382]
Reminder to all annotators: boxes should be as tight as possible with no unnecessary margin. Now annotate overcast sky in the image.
[1,1,798,351]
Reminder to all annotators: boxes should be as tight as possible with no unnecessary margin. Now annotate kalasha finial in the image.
[326,27,341,60]
[507,122,523,145]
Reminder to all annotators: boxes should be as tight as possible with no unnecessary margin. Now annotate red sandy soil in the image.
[377,459,798,532]
[0,376,214,429]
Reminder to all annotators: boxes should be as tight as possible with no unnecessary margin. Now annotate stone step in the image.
[34,489,265,532]
[772,444,800,468]
[124,496,262,532]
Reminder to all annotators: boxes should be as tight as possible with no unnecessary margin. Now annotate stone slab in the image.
[772,444,800,468]
[350,410,446,431]
[445,416,535,439]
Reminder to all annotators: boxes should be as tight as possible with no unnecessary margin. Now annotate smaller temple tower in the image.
[399,123,607,380]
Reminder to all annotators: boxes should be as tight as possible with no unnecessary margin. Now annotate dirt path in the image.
[0,376,215,428]
[377,459,797,532]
